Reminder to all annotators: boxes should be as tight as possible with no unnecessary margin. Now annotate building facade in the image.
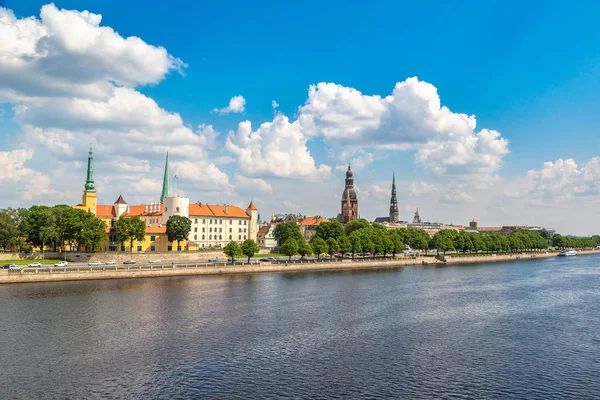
[341,165,358,224]
[74,148,258,252]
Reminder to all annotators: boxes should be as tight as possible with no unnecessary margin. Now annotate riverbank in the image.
[1,249,598,284]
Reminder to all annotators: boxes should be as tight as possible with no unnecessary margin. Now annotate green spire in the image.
[84,141,95,191]
[160,152,171,203]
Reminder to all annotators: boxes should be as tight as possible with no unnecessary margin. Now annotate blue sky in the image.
[1,0,600,234]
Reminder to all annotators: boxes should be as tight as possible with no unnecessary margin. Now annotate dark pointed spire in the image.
[389,171,398,222]
[84,140,95,191]
[161,152,171,203]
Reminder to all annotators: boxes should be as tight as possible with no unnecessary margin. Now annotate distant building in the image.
[465,220,555,236]
[257,223,277,249]
[341,165,358,223]
[299,216,328,242]
[271,213,305,223]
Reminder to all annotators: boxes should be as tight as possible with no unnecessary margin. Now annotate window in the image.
[202,227,205,233]
[244,220,247,225]
[219,235,222,240]
[209,228,212,233]
[229,235,232,240]
[239,228,242,233]
[238,235,241,240]
[150,245,155,251]
[194,234,197,240]
[150,235,156,241]
[137,245,142,252]
[168,245,172,251]
[209,235,212,240]
[219,228,222,233]
[220,220,222,225]
[243,235,246,240]
[229,228,232,233]
[203,219,206,224]
[194,227,197,232]
[244,228,247,233]
[229,220,232,224]
[195,219,198,224]
[239,220,241,225]
[176,206,180,212]
[202,235,205,240]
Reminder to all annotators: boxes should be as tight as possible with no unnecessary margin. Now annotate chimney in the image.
[225,205,229,215]
[145,203,148,213]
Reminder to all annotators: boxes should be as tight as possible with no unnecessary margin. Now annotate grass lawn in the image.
[2,259,63,266]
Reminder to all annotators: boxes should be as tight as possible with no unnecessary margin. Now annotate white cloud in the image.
[0,4,184,102]
[234,174,273,194]
[282,200,297,208]
[0,149,59,201]
[213,95,246,115]
[408,181,437,196]
[225,115,331,180]
[0,4,230,206]
[528,157,600,199]
[272,100,279,109]
[440,191,474,204]
[334,150,374,172]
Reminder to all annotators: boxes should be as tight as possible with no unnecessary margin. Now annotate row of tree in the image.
[0,206,106,253]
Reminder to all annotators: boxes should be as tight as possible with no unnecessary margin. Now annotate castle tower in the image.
[389,171,399,223]
[113,194,128,218]
[246,201,259,242]
[81,141,97,215]
[341,165,358,224]
[160,152,171,204]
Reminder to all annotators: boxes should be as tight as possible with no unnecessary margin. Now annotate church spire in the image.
[161,152,171,203]
[84,140,95,191]
[389,171,398,222]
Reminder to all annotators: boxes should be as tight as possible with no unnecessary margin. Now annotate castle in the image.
[74,144,258,252]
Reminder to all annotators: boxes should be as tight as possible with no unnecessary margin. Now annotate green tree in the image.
[389,230,404,257]
[74,210,106,252]
[431,229,455,255]
[344,218,370,236]
[273,222,303,249]
[407,229,429,252]
[22,205,57,249]
[241,239,260,263]
[281,238,299,261]
[338,236,352,256]
[348,231,362,259]
[314,220,345,242]
[326,237,339,258]
[115,216,146,256]
[298,239,313,261]
[552,234,566,248]
[592,235,600,246]
[311,237,328,260]
[224,241,241,262]
[0,210,17,252]
[166,215,192,251]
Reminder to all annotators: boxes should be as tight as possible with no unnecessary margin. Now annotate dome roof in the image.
[342,188,357,201]
[346,165,353,178]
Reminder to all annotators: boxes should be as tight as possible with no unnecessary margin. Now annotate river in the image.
[1,254,599,399]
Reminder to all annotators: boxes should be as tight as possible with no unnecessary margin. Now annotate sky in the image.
[0,0,599,235]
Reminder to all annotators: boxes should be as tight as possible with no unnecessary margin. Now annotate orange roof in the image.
[96,205,115,218]
[208,204,249,219]
[299,216,328,227]
[145,225,166,234]
[122,205,163,217]
[247,201,257,211]
[189,203,214,217]
[258,224,271,236]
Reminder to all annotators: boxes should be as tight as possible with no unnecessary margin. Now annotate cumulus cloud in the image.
[0,3,229,204]
[234,174,273,194]
[225,115,332,180]
[408,181,437,196]
[0,4,184,102]
[0,149,59,201]
[213,95,246,115]
[528,157,600,199]
[272,100,279,110]
[334,150,374,172]
[282,200,297,208]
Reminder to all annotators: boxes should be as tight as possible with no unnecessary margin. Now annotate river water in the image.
[1,255,600,399]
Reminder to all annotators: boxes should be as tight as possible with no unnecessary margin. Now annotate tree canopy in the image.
[280,238,299,261]
[224,241,241,261]
[241,239,260,263]
[115,216,146,254]
[166,215,192,250]
[273,222,303,247]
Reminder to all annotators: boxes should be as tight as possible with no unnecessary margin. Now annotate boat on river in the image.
[558,250,577,257]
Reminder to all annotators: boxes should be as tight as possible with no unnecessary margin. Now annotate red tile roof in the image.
[247,201,257,211]
[299,216,328,227]
[189,203,214,217]
[96,205,115,218]
[145,226,167,234]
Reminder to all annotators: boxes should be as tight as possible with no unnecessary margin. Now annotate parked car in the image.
[149,259,161,264]
[28,262,43,267]
[259,257,270,262]
[1,264,17,269]
[9,265,21,271]
[208,258,218,263]
[123,260,136,265]
[105,260,116,265]
[54,261,68,267]
[88,261,102,266]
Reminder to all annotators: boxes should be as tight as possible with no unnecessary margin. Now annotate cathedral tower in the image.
[341,165,358,224]
[81,141,97,215]
[389,172,399,223]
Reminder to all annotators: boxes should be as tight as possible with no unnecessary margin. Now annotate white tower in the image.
[162,195,190,224]
[246,201,258,242]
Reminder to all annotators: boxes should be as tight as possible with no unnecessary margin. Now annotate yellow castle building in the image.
[74,145,258,253]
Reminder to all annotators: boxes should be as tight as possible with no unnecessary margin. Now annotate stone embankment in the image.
[1,250,598,284]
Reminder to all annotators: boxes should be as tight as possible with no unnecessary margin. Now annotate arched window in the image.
[202,235,205,240]
[194,234,197,240]
[209,235,212,240]
[219,235,222,240]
